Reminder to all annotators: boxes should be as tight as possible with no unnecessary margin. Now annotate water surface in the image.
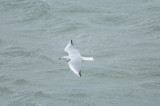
[0,0,160,106]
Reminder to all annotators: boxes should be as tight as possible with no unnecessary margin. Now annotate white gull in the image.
[59,40,94,77]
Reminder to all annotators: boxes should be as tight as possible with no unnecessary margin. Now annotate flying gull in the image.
[59,40,94,77]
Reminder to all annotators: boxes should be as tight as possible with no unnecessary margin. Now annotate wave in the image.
[0,86,15,95]
[13,79,29,85]
[0,0,50,24]
[0,46,39,57]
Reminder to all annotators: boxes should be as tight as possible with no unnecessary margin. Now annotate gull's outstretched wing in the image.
[65,40,80,56]
[65,40,82,77]
[68,57,82,77]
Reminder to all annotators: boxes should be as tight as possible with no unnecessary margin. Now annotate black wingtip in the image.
[79,71,81,77]
[71,40,73,45]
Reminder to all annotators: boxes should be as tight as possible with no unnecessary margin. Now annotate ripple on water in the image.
[7,90,51,106]
[34,91,51,98]
[0,87,15,95]
[7,101,39,106]
[1,46,38,57]
[13,79,29,85]
[0,0,50,24]
[68,93,89,98]
[0,75,9,82]
[141,81,160,90]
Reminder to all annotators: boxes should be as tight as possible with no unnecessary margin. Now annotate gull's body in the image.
[59,40,94,77]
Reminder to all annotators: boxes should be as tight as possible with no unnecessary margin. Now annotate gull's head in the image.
[58,57,64,60]
[58,56,70,62]
[58,58,62,60]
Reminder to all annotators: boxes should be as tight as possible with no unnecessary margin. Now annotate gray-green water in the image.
[0,0,160,106]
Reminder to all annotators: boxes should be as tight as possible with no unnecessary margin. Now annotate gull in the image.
[59,40,94,77]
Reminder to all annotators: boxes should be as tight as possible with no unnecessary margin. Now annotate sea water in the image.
[0,0,160,106]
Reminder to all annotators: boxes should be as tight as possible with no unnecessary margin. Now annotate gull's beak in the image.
[58,58,62,60]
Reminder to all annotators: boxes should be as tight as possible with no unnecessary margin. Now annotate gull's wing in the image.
[65,40,80,56]
[68,57,82,77]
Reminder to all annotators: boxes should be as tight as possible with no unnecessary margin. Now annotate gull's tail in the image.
[82,57,94,61]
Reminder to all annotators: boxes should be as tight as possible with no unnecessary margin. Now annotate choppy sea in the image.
[0,0,160,106]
